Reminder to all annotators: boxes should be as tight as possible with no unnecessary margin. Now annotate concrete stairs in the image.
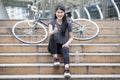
[0,20,120,80]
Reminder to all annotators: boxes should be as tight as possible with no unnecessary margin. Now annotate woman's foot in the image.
[53,58,60,66]
[64,68,71,78]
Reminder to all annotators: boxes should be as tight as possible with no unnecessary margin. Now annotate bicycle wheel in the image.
[12,20,48,44]
[72,18,99,40]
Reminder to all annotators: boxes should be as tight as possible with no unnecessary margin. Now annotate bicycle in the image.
[12,5,48,44]
[12,5,99,44]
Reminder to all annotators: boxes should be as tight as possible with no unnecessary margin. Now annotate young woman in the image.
[48,4,73,78]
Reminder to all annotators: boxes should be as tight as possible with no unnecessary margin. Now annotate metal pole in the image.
[101,0,108,19]
[42,0,46,18]
[0,0,9,19]
[79,0,84,18]
[50,0,55,17]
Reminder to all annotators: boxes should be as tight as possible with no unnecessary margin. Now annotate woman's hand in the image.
[62,32,73,48]
[48,24,58,36]
[62,43,69,48]
[53,26,58,34]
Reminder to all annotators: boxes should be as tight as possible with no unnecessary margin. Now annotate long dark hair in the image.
[54,4,68,37]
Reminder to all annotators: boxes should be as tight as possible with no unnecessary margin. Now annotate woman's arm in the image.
[48,24,58,36]
[62,31,73,48]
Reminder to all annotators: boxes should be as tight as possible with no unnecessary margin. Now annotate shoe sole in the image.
[64,74,71,78]
[53,63,60,67]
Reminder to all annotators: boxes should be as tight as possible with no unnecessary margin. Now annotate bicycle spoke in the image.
[72,19,99,40]
[12,20,48,44]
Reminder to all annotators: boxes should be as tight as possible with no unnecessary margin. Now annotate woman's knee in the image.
[62,47,69,54]
[62,47,69,59]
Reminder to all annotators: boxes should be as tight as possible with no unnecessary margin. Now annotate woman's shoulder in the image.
[49,18,56,26]
[67,20,72,27]
[49,18,56,23]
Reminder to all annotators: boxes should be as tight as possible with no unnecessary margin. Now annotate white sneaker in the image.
[54,61,60,66]
[53,58,60,67]
[64,69,71,78]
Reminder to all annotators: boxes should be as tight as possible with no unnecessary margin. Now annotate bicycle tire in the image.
[12,20,48,44]
[72,18,99,40]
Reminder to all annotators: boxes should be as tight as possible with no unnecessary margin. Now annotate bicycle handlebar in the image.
[31,6,38,12]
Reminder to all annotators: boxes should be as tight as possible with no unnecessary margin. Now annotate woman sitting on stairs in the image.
[48,3,73,78]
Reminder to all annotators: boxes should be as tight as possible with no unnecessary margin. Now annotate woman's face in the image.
[55,9,65,20]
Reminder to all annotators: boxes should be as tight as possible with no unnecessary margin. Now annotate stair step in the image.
[0,63,119,67]
[1,34,120,36]
[0,43,119,46]
[0,63,119,75]
[99,27,120,35]
[0,35,120,44]
[0,53,119,63]
[0,20,48,28]
[0,53,120,56]
[0,27,120,35]
[0,44,119,53]
[0,74,120,79]
[0,20,19,27]
[95,20,120,27]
